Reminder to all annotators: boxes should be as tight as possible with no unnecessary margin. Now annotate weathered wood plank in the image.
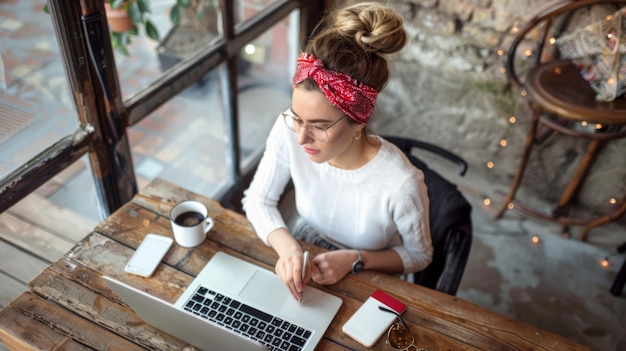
[0,292,143,351]
[7,192,98,243]
[0,212,74,262]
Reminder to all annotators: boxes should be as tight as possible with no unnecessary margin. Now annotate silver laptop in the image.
[103,251,342,351]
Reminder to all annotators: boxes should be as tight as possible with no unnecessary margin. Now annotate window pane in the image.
[0,0,79,180]
[238,12,297,167]
[238,0,283,25]
[129,77,227,197]
[113,0,220,98]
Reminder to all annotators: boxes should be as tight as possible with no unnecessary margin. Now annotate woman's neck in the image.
[329,135,380,170]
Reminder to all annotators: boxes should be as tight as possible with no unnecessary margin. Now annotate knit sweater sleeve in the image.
[241,116,293,245]
[388,174,433,274]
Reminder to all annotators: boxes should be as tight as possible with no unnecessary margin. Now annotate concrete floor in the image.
[1,1,625,351]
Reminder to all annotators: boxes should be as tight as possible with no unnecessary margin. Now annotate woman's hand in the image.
[274,250,311,301]
[311,250,358,285]
[267,228,311,301]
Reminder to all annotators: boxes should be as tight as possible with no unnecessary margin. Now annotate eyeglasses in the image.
[281,109,345,142]
[379,306,428,351]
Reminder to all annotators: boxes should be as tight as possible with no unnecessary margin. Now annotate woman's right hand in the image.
[274,250,311,301]
[267,228,311,301]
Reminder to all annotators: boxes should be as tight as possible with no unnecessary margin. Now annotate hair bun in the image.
[335,2,407,54]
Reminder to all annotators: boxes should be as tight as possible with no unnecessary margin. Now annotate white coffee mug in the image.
[170,200,215,247]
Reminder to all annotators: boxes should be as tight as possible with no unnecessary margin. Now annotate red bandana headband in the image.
[292,52,378,124]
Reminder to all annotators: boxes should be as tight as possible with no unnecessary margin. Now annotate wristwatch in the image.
[351,250,364,274]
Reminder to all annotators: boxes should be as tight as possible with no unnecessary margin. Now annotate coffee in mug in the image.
[170,200,215,247]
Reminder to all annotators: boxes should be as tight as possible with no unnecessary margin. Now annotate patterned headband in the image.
[292,53,378,124]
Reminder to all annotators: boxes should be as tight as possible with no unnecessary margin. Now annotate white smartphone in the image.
[124,234,174,277]
[342,289,407,348]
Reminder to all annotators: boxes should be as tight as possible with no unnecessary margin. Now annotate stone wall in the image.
[344,0,626,222]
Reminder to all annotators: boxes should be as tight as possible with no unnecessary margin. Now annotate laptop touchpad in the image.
[239,270,290,311]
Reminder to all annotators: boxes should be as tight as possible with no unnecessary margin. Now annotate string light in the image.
[485,35,623,241]
[601,257,610,268]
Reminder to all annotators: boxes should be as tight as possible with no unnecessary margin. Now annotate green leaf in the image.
[128,25,139,36]
[118,45,130,56]
[145,20,159,41]
[177,0,192,8]
[137,0,151,13]
[110,0,125,10]
[128,1,143,24]
[120,31,131,46]
[170,5,181,27]
[43,3,49,14]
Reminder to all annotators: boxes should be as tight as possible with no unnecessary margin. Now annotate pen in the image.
[301,250,309,303]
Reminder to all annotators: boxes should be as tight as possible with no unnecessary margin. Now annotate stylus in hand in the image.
[300,250,309,304]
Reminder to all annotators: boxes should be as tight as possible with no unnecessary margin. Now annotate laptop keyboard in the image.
[184,286,312,351]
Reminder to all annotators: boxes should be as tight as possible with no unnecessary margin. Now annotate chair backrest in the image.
[507,0,626,91]
[384,136,473,296]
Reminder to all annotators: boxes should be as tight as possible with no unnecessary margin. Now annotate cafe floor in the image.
[1,1,626,350]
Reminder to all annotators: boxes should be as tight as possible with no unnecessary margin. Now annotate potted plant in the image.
[106,0,160,56]
[44,0,159,56]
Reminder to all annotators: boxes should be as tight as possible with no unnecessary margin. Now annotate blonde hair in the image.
[302,2,407,93]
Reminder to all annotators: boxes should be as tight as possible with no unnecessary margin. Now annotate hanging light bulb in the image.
[531,235,540,245]
[509,116,517,124]
[499,139,508,147]
[483,198,491,206]
[487,161,495,169]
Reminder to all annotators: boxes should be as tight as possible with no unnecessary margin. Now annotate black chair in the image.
[383,135,473,296]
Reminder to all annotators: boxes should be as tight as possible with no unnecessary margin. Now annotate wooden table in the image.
[0,178,590,350]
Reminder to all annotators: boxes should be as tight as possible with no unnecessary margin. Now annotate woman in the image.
[242,2,432,301]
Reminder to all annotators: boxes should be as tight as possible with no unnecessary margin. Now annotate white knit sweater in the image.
[242,116,433,273]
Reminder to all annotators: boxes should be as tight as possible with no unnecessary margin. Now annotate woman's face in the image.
[290,87,364,164]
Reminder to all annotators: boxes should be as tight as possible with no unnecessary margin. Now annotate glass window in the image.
[108,0,221,98]
[0,0,78,181]
[129,78,227,196]
[237,12,297,165]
